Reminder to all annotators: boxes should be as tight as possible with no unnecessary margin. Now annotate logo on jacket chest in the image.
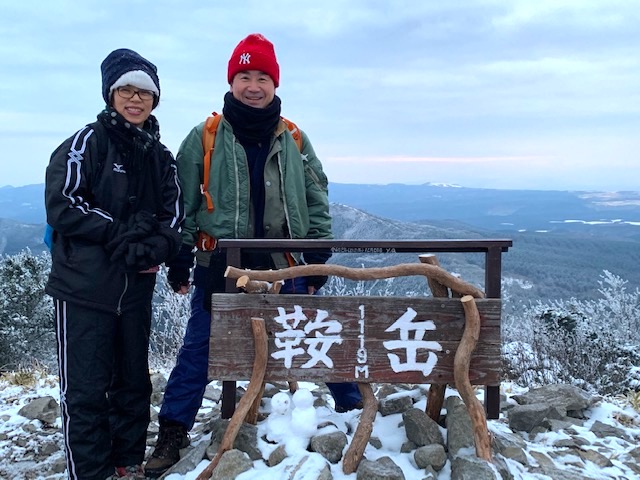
[112,163,126,174]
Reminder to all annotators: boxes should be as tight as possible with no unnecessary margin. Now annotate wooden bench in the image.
[196,259,502,478]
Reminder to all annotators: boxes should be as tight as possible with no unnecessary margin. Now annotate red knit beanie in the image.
[227,33,280,87]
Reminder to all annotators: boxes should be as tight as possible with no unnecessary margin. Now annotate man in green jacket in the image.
[145,33,362,477]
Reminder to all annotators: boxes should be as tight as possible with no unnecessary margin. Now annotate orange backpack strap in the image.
[201,113,222,213]
[281,116,303,152]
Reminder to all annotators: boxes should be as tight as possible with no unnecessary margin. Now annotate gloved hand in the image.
[305,275,329,291]
[303,248,331,292]
[105,210,160,254]
[167,267,190,292]
[122,235,170,272]
[166,244,195,292]
[303,249,332,265]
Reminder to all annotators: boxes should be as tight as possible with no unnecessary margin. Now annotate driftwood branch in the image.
[225,263,484,298]
[420,255,449,421]
[245,382,265,425]
[236,276,285,294]
[455,296,492,461]
[236,275,269,294]
[196,318,268,480]
[419,254,450,298]
[342,383,377,474]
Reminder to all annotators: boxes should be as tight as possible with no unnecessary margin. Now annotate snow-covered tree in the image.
[0,249,54,369]
[503,271,640,394]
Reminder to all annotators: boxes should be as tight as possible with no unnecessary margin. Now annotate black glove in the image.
[167,267,190,292]
[105,211,160,253]
[306,275,329,291]
[166,244,195,292]
[303,248,332,265]
[157,226,182,263]
[113,234,170,272]
[303,248,331,292]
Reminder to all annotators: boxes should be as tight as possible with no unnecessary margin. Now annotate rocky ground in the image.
[1,370,640,479]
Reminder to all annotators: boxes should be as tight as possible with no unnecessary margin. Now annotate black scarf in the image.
[97,106,161,173]
[97,106,162,212]
[222,92,281,143]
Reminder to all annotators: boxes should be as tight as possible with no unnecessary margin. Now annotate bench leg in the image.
[222,381,236,419]
[485,385,500,419]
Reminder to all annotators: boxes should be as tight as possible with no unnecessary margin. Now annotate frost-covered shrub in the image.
[149,266,190,370]
[503,271,640,395]
[0,249,54,369]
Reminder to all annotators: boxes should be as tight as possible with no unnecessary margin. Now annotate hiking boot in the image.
[144,420,190,478]
[114,465,145,479]
[335,400,364,413]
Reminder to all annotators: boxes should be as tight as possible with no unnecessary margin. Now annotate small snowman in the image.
[265,391,292,443]
[285,388,318,452]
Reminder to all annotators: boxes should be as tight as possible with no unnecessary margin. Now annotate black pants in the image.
[54,299,152,480]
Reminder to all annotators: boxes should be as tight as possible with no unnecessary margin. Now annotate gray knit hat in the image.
[101,48,160,108]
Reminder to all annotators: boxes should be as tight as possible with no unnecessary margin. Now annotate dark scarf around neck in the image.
[222,92,281,143]
[97,106,161,172]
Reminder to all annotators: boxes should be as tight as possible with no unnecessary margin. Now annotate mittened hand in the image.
[305,275,329,291]
[167,267,190,292]
[122,235,170,272]
[303,249,332,265]
[128,210,160,236]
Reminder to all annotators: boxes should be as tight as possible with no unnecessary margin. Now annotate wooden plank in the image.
[208,294,501,385]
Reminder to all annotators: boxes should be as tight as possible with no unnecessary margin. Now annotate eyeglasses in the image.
[116,86,155,101]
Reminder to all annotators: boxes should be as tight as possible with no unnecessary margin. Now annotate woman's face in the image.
[111,85,154,126]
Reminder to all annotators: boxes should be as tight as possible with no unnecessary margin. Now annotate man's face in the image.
[230,70,275,109]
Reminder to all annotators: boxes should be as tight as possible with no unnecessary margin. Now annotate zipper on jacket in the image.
[116,273,129,316]
[277,152,293,238]
[232,139,242,237]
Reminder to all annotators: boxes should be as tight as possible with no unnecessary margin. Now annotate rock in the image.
[17,396,59,424]
[369,436,383,449]
[575,448,613,468]
[414,444,447,471]
[590,420,633,442]
[310,430,348,464]
[164,437,211,476]
[511,384,593,417]
[379,394,414,416]
[210,449,253,480]
[450,455,498,480]
[356,456,405,480]
[212,418,262,460]
[445,396,474,455]
[268,444,287,466]
[507,403,563,432]
[402,408,444,447]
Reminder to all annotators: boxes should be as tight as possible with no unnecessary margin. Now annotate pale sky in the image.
[1,0,639,191]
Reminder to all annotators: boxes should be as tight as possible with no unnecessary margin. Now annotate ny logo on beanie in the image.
[239,53,251,65]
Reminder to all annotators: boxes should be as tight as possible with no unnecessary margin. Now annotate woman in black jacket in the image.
[45,48,184,480]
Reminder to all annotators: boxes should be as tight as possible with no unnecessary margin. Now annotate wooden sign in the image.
[208,294,501,385]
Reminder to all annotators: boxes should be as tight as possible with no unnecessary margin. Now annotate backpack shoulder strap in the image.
[201,112,222,213]
[281,116,303,152]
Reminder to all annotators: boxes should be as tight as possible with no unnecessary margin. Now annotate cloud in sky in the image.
[1,0,639,191]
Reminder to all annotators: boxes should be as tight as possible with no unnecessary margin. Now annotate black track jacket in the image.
[45,122,184,313]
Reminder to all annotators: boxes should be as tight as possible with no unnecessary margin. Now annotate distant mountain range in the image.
[3,182,640,236]
[1,182,639,302]
[330,183,640,239]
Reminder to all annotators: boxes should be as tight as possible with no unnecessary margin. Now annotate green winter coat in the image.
[176,116,332,268]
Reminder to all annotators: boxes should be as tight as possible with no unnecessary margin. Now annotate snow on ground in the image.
[1,372,639,480]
